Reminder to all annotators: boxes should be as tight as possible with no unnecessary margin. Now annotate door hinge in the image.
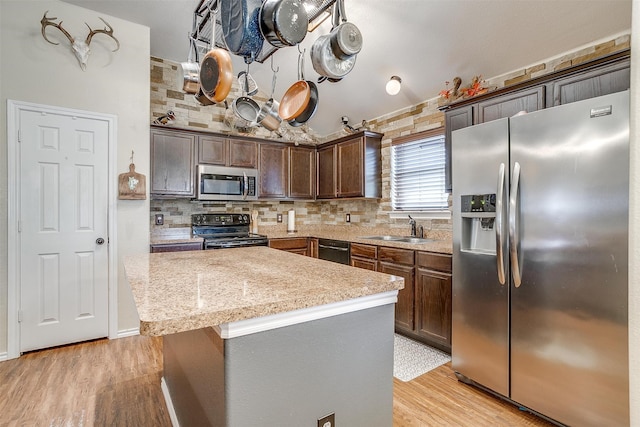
[18,220,21,233]
[17,130,21,143]
[18,310,23,323]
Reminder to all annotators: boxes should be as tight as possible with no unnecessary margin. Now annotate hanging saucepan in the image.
[178,36,200,94]
[288,50,318,127]
[233,63,260,124]
[310,33,356,80]
[329,0,362,60]
[199,3,234,103]
[259,0,309,48]
[257,61,283,132]
[221,0,264,63]
[178,9,202,95]
[279,49,311,121]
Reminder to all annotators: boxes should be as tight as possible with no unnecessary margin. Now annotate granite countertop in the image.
[150,225,453,254]
[261,226,453,254]
[124,246,404,336]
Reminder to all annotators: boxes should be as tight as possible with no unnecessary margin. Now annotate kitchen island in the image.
[124,246,404,427]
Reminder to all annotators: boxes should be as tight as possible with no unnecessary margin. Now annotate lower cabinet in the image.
[268,237,309,256]
[415,267,452,351]
[350,242,452,352]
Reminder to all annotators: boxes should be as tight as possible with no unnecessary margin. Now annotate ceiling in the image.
[62,0,632,137]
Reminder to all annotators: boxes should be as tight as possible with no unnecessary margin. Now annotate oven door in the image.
[197,165,257,201]
[205,238,268,249]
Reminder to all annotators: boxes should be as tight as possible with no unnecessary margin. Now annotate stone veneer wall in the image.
[150,34,630,233]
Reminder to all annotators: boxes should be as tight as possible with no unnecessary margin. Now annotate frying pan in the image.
[233,63,260,124]
[279,50,311,121]
[259,0,308,48]
[221,0,264,62]
[200,48,234,103]
[199,3,234,103]
[288,80,318,127]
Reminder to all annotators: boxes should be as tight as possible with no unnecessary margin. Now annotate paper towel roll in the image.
[287,209,296,232]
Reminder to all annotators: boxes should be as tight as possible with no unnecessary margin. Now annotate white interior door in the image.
[19,109,109,352]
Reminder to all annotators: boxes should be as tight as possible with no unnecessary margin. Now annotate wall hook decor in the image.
[40,11,120,71]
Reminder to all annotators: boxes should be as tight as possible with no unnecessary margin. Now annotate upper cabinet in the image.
[258,143,316,200]
[199,135,257,168]
[316,131,382,199]
[150,128,196,197]
[442,51,630,193]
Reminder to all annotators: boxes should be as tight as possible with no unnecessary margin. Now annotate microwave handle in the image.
[243,172,248,200]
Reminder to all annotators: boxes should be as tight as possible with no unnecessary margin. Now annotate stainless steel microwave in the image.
[197,165,258,201]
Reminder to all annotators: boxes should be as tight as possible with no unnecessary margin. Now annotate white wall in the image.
[0,0,150,354]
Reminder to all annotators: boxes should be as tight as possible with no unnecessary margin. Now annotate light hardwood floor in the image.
[0,336,555,426]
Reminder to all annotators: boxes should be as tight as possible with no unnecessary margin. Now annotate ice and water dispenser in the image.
[460,194,497,255]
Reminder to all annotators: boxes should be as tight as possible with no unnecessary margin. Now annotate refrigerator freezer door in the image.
[509,91,629,426]
[452,118,510,397]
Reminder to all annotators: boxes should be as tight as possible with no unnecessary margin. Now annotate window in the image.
[391,128,448,211]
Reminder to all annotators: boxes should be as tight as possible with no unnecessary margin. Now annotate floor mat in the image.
[393,334,451,382]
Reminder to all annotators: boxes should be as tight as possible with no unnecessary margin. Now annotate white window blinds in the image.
[391,130,448,211]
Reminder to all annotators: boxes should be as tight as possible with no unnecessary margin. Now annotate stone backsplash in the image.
[150,34,629,236]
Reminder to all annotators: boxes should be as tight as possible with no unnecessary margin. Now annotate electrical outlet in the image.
[277,213,283,223]
[345,213,351,223]
[318,413,335,427]
[154,214,164,225]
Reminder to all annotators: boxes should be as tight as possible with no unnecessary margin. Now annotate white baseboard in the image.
[0,352,8,362]
[161,377,180,427]
[116,328,140,338]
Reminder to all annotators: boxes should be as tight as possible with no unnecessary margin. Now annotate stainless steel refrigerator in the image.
[451,90,629,426]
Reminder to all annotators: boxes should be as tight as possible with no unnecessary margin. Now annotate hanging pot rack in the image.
[189,0,336,64]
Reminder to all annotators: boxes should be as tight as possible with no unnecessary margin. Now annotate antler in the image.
[41,11,75,46]
[85,18,120,52]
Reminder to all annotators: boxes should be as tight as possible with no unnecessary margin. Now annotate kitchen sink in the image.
[359,235,435,244]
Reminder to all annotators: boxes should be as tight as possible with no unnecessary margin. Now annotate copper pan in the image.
[200,48,234,103]
[279,49,311,121]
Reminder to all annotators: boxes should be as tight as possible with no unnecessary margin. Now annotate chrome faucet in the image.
[408,215,417,237]
[417,225,424,238]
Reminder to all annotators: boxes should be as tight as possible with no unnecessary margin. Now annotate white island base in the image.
[160,293,397,427]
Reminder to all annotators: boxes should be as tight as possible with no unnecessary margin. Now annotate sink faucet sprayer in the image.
[408,215,424,238]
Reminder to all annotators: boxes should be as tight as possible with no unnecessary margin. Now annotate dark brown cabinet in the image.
[443,51,630,194]
[378,247,415,333]
[350,242,452,352]
[289,146,315,199]
[258,144,315,200]
[269,237,309,256]
[549,58,630,106]
[316,145,336,199]
[150,128,196,197]
[316,131,382,199]
[350,243,377,271]
[415,252,452,352]
[259,144,288,198]
[199,136,257,168]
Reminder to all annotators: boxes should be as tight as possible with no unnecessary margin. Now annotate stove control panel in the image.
[192,213,250,226]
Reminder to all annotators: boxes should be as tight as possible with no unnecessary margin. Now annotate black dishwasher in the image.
[317,239,350,265]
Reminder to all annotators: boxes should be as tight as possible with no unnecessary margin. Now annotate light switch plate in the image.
[318,413,335,427]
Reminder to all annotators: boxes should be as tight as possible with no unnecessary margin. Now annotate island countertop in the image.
[124,246,404,336]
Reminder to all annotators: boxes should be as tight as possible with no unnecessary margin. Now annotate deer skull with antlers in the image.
[41,11,120,71]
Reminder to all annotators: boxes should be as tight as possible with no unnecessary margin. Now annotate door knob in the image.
[96,238,105,245]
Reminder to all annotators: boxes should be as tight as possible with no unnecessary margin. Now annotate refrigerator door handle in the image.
[509,161,522,287]
[495,162,506,285]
